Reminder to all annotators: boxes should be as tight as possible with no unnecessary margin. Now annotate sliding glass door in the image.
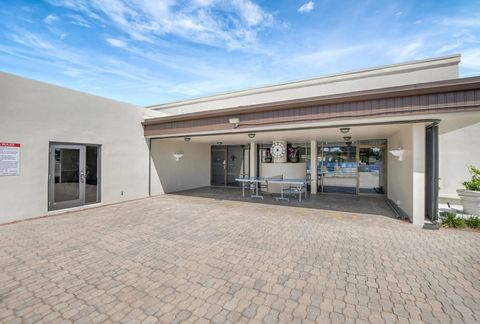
[317,142,386,195]
[48,143,100,210]
[357,145,386,195]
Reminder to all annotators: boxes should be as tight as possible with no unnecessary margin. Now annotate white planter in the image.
[457,189,480,215]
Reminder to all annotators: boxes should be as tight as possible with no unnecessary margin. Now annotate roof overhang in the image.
[143,77,480,138]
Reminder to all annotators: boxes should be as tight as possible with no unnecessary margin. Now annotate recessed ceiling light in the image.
[248,133,256,139]
[340,127,350,134]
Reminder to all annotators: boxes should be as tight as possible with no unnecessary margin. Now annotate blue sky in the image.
[1,0,479,106]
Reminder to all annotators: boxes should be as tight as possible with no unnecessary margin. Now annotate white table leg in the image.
[251,181,264,199]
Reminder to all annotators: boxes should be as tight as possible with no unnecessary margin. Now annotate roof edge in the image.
[143,75,480,126]
[147,54,461,110]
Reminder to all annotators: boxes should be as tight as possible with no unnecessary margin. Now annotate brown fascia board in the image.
[143,76,480,126]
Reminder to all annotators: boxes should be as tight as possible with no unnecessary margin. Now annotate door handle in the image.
[80,170,85,183]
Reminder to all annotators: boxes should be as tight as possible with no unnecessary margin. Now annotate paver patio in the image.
[1,192,479,323]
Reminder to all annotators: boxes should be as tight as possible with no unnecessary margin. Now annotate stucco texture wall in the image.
[439,117,480,200]
[0,72,149,223]
[150,140,210,194]
[387,124,425,226]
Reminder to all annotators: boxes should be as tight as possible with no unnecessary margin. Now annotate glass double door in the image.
[211,145,249,186]
[318,144,386,195]
[48,144,100,210]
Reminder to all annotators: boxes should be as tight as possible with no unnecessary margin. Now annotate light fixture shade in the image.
[184,137,191,142]
[389,146,404,161]
[173,152,184,161]
[248,133,256,139]
[340,127,350,134]
[343,136,351,141]
[228,117,240,128]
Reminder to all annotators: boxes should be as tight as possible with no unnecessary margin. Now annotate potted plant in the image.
[457,165,480,215]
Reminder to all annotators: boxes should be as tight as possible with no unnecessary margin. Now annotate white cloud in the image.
[106,38,127,48]
[443,17,480,27]
[388,39,424,62]
[49,0,275,50]
[298,1,315,13]
[462,48,480,70]
[44,14,59,24]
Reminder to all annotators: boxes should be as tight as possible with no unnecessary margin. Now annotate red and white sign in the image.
[0,143,21,176]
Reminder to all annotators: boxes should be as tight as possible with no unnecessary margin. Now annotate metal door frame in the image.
[356,144,387,196]
[48,144,86,210]
[211,145,249,187]
[425,123,439,222]
[211,145,227,186]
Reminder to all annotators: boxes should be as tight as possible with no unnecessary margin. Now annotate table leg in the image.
[242,182,245,198]
[251,181,264,199]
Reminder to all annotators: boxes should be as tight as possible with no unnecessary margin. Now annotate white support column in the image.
[310,140,318,194]
[412,124,426,226]
[249,142,257,177]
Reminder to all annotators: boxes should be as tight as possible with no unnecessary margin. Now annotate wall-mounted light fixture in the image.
[345,141,352,146]
[229,117,240,128]
[343,136,351,141]
[340,127,350,134]
[184,137,191,142]
[173,152,184,161]
[217,142,223,145]
[248,133,256,139]
[389,146,404,161]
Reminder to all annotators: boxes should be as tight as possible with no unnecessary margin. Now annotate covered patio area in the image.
[175,186,399,219]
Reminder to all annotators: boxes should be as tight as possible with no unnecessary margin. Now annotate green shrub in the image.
[465,215,480,229]
[441,212,466,228]
[463,165,480,191]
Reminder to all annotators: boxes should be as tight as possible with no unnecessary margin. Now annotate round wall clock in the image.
[271,142,286,158]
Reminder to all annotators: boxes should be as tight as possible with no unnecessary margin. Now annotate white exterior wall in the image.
[0,72,150,223]
[387,124,425,225]
[151,55,459,115]
[439,121,480,200]
[150,140,210,194]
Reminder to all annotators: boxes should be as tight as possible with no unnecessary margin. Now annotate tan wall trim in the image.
[144,86,480,137]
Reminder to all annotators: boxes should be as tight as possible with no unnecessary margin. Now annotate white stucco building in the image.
[1,54,479,226]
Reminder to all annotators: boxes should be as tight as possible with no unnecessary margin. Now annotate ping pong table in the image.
[235,176,282,199]
[236,176,310,202]
[267,178,310,202]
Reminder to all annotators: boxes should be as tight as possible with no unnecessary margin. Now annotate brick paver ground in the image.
[1,192,479,323]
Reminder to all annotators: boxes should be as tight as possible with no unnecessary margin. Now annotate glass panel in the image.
[54,148,80,202]
[85,146,99,203]
[227,145,246,186]
[259,144,272,163]
[211,146,226,185]
[318,145,357,194]
[358,146,386,194]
